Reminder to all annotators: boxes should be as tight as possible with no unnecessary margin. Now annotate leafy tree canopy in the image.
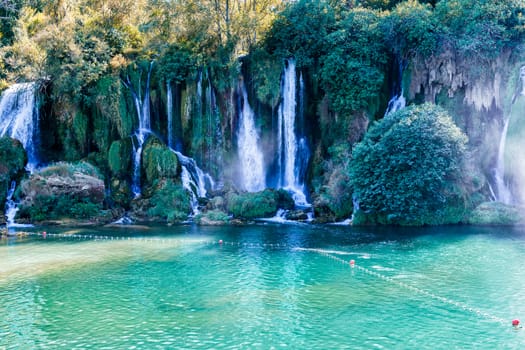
[350,103,469,225]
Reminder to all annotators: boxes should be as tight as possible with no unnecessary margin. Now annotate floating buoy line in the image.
[299,247,512,328]
[3,231,519,328]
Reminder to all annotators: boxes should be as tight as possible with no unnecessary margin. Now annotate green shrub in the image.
[17,161,105,222]
[147,179,192,223]
[194,210,230,225]
[350,103,469,225]
[227,189,294,219]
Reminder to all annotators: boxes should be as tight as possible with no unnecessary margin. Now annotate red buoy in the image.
[513,319,520,326]
[42,231,47,238]
[350,259,355,267]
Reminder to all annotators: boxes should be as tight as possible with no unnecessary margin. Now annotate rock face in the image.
[17,162,106,223]
[408,48,511,112]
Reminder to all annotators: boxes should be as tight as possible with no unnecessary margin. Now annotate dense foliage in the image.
[350,104,469,225]
[1,0,525,225]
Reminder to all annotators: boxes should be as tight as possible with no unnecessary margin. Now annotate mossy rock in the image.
[17,162,106,223]
[207,196,226,211]
[110,178,133,208]
[131,179,192,223]
[467,202,525,225]
[108,138,132,178]
[194,210,230,225]
[0,137,27,205]
[141,136,180,186]
[227,189,294,219]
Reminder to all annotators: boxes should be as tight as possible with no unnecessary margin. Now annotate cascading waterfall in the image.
[237,79,266,192]
[276,59,310,207]
[4,181,30,228]
[0,82,40,228]
[174,151,215,214]
[123,62,154,197]
[166,74,216,214]
[385,91,406,115]
[167,80,173,149]
[0,82,40,171]
[493,66,525,204]
[494,118,512,204]
[385,62,406,116]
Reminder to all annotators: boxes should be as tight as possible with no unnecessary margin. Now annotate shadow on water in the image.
[6,222,525,251]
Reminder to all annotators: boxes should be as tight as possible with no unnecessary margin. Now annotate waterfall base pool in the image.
[1,224,525,349]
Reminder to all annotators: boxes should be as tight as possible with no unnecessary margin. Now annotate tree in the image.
[350,103,469,225]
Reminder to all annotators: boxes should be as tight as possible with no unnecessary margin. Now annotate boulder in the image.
[17,162,106,223]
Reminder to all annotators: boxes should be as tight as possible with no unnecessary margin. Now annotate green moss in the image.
[0,137,26,205]
[72,110,88,152]
[141,136,180,186]
[468,202,525,225]
[147,179,192,223]
[108,138,132,178]
[194,210,230,225]
[227,189,294,219]
[110,178,132,208]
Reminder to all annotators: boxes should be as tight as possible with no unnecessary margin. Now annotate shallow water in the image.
[1,224,525,349]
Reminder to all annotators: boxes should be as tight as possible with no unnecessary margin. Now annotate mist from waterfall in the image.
[237,79,266,192]
[276,59,310,206]
[494,66,525,204]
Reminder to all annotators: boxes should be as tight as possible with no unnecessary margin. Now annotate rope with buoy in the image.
[301,247,514,328]
[5,231,521,329]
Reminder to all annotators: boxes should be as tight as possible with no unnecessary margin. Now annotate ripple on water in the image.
[2,226,525,348]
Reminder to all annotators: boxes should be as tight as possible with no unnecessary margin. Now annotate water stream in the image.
[237,79,266,192]
[276,60,310,207]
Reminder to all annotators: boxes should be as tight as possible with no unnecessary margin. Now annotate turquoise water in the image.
[1,224,525,349]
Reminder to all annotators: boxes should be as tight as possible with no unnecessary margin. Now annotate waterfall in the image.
[385,91,406,115]
[493,66,525,204]
[276,59,310,207]
[123,62,154,197]
[385,61,406,116]
[494,118,512,204]
[237,79,266,192]
[4,181,32,229]
[0,82,40,171]
[167,80,173,149]
[174,151,215,214]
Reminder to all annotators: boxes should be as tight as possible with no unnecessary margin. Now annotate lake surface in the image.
[1,224,525,349]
